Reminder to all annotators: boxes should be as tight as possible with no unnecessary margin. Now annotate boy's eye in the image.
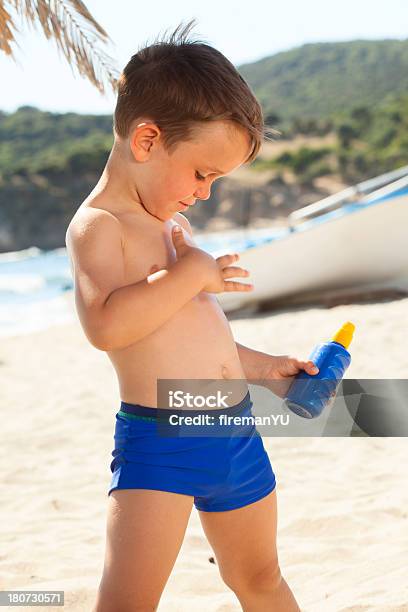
[195,171,206,181]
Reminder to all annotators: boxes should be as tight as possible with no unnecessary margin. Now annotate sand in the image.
[1,291,407,611]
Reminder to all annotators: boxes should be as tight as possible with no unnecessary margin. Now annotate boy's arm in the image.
[235,342,270,383]
[65,210,206,351]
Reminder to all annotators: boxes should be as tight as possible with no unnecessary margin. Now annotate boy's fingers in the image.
[171,225,185,241]
[222,266,250,279]
[301,360,319,374]
[223,280,254,292]
[216,253,240,267]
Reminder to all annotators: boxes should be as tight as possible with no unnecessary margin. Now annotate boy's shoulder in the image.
[68,200,121,229]
[65,201,124,256]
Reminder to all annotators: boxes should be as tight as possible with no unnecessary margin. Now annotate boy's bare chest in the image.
[120,216,192,284]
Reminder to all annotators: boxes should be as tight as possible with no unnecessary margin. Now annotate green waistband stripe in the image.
[118,410,160,422]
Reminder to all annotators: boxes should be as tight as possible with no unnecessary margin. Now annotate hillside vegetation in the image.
[239,39,408,127]
[254,93,408,184]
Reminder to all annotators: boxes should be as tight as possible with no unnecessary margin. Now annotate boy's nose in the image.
[194,186,211,200]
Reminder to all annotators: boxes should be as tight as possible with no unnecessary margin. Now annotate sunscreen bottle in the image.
[284,321,355,419]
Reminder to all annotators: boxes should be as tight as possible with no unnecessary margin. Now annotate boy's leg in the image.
[198,489,300,612]
[93,489,194,612]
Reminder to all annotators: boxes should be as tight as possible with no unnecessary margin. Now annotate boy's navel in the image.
[221,365,230,379]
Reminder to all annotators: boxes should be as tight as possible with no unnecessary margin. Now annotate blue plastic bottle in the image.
[284,321,355,419]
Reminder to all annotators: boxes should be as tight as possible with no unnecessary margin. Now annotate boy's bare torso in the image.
[69,196,248,408]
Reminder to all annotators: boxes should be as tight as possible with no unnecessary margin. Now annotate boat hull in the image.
[217,193,408,312]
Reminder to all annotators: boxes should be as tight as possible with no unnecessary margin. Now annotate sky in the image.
[0,0,407,115]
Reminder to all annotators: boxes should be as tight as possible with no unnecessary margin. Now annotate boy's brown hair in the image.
[113,19,273,164]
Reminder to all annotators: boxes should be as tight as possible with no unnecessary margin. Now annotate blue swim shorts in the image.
[108,390,276,512]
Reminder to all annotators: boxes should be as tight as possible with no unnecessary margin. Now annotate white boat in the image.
[217,165,408,312]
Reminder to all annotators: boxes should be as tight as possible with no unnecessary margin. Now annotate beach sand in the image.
[1,291,407,611]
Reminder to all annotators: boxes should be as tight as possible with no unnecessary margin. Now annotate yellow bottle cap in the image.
[331,321,355,349]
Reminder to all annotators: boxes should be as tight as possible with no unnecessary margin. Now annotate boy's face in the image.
[130,120,252,222]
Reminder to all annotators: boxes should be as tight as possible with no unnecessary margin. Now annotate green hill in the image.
[239,39,408,125]
[0,106,113,175]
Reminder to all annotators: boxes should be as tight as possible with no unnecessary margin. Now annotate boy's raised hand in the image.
[171,225,253,294]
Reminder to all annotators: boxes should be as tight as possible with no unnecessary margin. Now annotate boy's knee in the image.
[221,557,282,595]
[249,559,283,594]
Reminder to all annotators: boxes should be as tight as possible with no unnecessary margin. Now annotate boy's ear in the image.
[129,121,161,161]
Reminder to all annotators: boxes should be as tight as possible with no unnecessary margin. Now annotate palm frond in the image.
[0,2,19,55]
[67,0,107,38]
[1,0,119,94]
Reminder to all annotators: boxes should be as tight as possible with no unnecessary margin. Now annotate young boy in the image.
[66,20,318,612]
